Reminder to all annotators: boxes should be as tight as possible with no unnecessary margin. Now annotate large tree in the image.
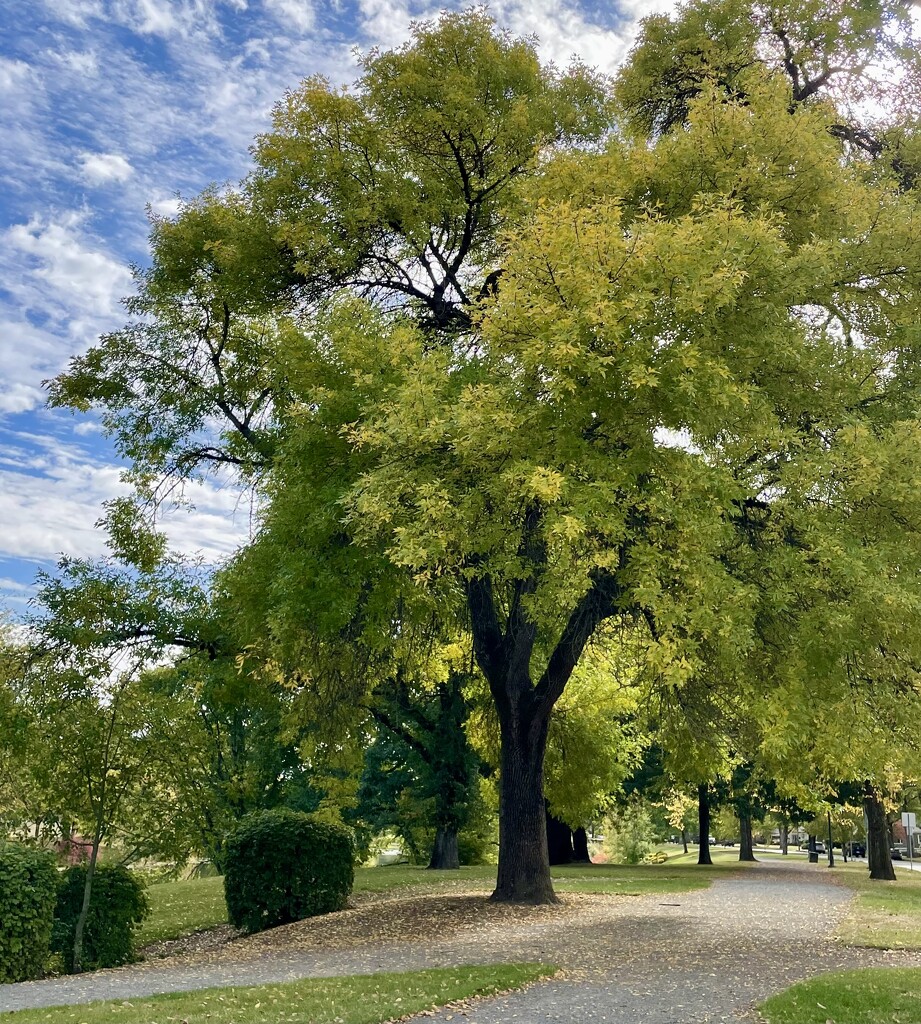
[51,5,921,903]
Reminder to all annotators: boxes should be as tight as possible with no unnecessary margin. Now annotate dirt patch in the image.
[140,923,241,960]
[136,888,630,970]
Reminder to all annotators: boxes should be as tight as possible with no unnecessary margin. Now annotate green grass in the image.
[5,964,555,1024]
[759,967,921,1023]
[835,863,921,949]
[139,855,728,946]
[138,875,228,945]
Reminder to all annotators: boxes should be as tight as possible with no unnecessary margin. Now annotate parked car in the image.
[891,846,904,861]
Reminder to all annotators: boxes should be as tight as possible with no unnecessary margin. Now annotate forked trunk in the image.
[492,711,556,903]
[697,785,713,866]
[739,815,756,861]
[864,782,896,881]
[428,827,460,870]
[572,827,591,863]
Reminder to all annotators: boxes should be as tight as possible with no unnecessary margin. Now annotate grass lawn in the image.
[139,853,731,946]
[759,967,921,1024]
[138,874,229,945]
[835,863,921,949]
[5,964,555,1024]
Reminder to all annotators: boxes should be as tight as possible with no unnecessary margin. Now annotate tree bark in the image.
[72,832,101,974]
[492,710,556,903]
[697,785,713,866]
[780,821,789,855]
[864,781,896,881]
[807,833,819,863]
[428,827,460,869]
[739,814,757,861]
[682,828,689,854]
[572,826,591,863]
[546,810,574,865]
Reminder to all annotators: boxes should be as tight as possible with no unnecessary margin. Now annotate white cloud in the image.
[80,151,134,184]
[57,49,99,75]
[263,0,313,32]
[4,213,133,319]
[42,0,106,27]
[0,429,250,567]
[149,195,182,217]
[0,57,33,93]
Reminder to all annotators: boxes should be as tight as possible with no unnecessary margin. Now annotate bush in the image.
[642,850,669,864]
[224,809,354,934]
[52,863,150,972]
[0,843,57,982]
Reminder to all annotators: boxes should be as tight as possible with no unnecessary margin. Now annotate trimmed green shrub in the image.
[0,843,57,982]
[224,809,354,934]
[52,863,150,972]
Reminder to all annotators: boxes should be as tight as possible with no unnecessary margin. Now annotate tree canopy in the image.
[45,2,921,901]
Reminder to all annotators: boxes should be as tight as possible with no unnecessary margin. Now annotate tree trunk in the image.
[739,814,757,861]
[697,785,713,866]
[682,828,689,855]
[492,710,556,903]
[72,833,101,974]
[428,827,460,869]
[864,782,896,881]
[807,834,819,863]
[780,821,788,855]
[546,810,574,865]
[572,826,591,863]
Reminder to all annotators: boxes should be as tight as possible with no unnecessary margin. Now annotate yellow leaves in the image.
[525,466,564,503]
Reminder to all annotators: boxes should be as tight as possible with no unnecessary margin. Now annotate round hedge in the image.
[0,842,57,982]
[224,809,354,933]
[52,863,149,972]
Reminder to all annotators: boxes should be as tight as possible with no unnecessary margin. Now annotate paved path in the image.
[2,859,919,1020]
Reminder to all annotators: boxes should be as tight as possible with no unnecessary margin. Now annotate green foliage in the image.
[52,863,150,972]
[0,843,57,983]
[223,809,354,933]
[604,804,658,866]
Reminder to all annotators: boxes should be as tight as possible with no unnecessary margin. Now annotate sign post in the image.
[901,812,916,871]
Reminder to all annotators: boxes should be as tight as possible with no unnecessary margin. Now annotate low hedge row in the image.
[0,848,150,982]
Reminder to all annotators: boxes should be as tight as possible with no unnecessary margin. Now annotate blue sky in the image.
[0,0,672,617]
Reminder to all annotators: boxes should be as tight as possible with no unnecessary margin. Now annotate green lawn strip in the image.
[759,967,921,1024]
[5,964,555,1024]
[834,864,921,949]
